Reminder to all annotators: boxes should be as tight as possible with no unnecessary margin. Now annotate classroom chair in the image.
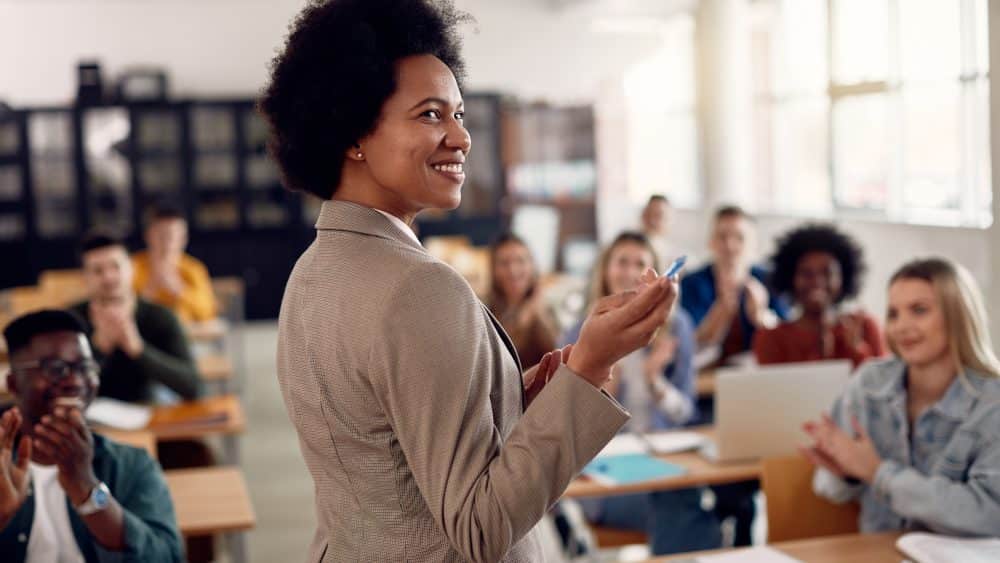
[761,454,859,542]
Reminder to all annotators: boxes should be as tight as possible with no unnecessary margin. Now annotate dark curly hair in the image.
[769,224,865,304]
[257,0,470,199]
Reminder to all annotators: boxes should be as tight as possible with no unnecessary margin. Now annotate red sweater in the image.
[752,311,886,369]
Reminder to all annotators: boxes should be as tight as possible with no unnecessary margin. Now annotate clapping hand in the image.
[0,409,32,530]
[800,413,882,483]
[523,344,572,407]
[32,406,99,506]
[567,268,678,388]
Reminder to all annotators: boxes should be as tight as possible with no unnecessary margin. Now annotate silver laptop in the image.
[702,360,852,463]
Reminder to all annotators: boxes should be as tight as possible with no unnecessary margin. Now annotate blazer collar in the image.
[315,200,424,253]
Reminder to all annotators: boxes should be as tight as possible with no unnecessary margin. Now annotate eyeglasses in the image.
[9,358,100,383]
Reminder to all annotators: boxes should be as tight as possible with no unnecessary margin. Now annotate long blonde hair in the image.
[889,258,1000,378]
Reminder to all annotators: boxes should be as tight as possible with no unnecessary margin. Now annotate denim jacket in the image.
[813,358,1000,536]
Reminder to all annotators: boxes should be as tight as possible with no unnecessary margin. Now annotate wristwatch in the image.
[75,482,112,515]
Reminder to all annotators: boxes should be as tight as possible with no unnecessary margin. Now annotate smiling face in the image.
[886,278,950,369]
[710,214,752,270]
[605,241,657,296]
[493,241,535,305]
[6,331,98,443]
[794,251,844,314]
[354,54,471,215]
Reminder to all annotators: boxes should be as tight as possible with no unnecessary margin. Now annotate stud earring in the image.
[356,152,363,158]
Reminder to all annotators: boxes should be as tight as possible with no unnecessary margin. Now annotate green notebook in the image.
[582,453,687,486]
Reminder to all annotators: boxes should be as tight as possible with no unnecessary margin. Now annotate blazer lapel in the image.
[481,302,528,412]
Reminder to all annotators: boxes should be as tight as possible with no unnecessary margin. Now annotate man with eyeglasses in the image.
[0,309,183,562]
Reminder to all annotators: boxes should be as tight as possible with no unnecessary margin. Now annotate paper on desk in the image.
[644,431,707,454]
[86,398,152,430]
[897,532,1000,563]
[595,433,649,458]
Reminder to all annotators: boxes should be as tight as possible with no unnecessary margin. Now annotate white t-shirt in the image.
[26,463,85,563]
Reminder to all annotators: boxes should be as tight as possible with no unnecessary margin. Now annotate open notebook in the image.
[582,453,686,486]
[897,532,1000,563]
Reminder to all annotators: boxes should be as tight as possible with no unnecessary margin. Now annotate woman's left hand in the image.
[803,414,882,483]
[523,345,572,407]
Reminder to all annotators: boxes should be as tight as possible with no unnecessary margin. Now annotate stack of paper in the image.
[595,431,707,459]
[645,431,707,454]
[897,532,1000,563]
[86,398,152,430]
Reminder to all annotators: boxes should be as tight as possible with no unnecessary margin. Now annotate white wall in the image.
[2,0,999,339]
[0,0,662,105]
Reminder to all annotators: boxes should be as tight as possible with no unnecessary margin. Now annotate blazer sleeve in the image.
[367,262,629,563]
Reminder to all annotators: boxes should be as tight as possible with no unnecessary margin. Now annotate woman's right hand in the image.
[567,269,678,388]
[0,408,32,531]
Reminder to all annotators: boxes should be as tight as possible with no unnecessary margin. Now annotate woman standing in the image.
[259,1,678,561]
[488,233,559,368]
[802,258,1000,535]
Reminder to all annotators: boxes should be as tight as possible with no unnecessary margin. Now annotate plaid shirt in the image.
[813,358,1000,536]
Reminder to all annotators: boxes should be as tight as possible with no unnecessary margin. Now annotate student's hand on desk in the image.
[801,414,881,483]
[523,344,572,407]
[0,408,32,529]
[567,268,677,388]
[32,407,99,506]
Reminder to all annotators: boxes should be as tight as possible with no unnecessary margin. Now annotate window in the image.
[753,0,990,227]
[624,15,701,209]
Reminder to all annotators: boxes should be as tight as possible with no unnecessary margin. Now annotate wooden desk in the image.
[165,466,256,536]
[563,427,760,499]
[197,354,234,382]
[166,466,255,563]
[145,394,246,442]
[651,532,903,562]
[100,428,157,458]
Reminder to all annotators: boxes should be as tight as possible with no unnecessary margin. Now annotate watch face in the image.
[93,486,110,508]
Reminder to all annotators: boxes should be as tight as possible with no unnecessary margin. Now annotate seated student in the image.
[681,205,789,366]
[132,201,217,323]
[640,194,676,269]
[71,232,203,404]
[0,309,183,562]
[487,233,559,368]
[802,258,1000,536]
[754,224,886,368]
[681,206,788,547]
[561,232,719,555]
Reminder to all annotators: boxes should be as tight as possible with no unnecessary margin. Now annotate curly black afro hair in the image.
[257,0,470,199]
[769,224,866,304]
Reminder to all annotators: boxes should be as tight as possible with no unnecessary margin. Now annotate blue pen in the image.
[663,255,687,278]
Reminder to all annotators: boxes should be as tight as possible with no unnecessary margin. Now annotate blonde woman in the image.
[802,257,1000,536]
[560,232,719,555]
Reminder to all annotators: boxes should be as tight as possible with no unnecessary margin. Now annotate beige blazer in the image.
[276,200,629,562]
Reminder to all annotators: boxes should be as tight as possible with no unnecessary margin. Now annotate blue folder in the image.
[582,453,687,486]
